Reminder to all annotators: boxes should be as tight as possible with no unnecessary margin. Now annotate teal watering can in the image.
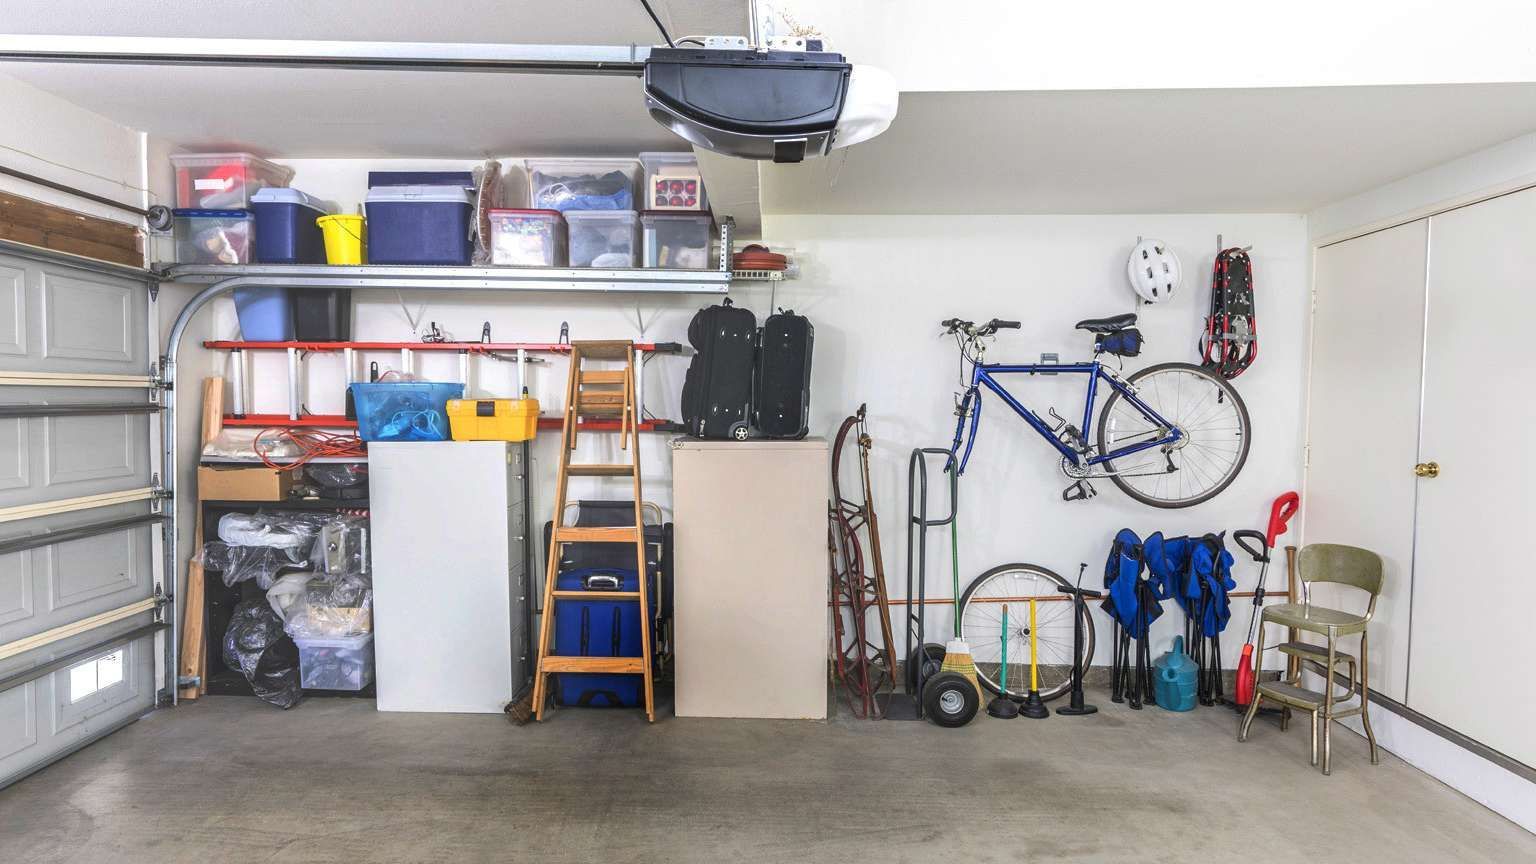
[1153,635,1199,712]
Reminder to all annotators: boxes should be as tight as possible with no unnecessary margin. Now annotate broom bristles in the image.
[504,684,536,726]
[940,638,983,698]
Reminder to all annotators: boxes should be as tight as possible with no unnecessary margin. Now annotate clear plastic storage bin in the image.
[172,209,254,264]
[294,633,375,691]
[170,152,294,209]
[565,211,639,268]
[349,381,465,442]
[639,151,708,212]
[641,212,714,269]
[525,158,640,212]
[487,209,567,266]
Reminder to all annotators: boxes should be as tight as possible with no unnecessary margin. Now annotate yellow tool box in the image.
[446,397,540,441]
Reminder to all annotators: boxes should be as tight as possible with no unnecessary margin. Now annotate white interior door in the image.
[1305,220,1427,702]
[1412,187,1536,767]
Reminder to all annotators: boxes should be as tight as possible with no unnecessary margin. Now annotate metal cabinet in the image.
[367,441,531,713]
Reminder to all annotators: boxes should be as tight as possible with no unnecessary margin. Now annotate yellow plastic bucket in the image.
[316,214,367,265]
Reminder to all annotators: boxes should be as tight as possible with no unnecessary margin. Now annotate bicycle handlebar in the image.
[941,317,1019,335]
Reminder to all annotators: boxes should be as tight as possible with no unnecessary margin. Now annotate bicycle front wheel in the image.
[1097,362,1251,508]
[958,563,1093,702]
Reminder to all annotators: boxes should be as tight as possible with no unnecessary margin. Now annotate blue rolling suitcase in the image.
[552,567,651,707]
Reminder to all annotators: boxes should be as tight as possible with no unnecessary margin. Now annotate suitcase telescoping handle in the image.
[583,572,622,591]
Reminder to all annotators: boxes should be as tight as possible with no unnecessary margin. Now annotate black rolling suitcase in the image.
[753,309,813,439]
[681,299,757,439]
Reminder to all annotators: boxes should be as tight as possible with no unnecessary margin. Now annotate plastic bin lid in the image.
[639,151,699,166]
[365,184,473,204]
[641,211,714,224]
[563,209,639,222]
[251,187,335,212]
[293,632,374,648]
[172,208,254,218]
[488,208,563,218]
[525,157,640,175]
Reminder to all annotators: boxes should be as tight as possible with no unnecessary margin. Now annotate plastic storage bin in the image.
[317,214,367,264]
[525,158,639,212]
[293,289,351,341]
[487,209,566,266]
[232,286,295,341]
[173,209,254,264]
[365,185,473,265]
[565,210,639,268]
[446,398,540,441]
[641,212,714,269]
[349,381,465,442]
[295,633,375,691]
[639,151,708,211]
[251,188,330,264]
[170,152,293,209]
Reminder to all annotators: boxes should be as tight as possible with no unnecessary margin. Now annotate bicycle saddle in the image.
[1074,313,1138,333]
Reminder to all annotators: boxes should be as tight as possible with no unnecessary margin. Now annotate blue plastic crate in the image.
[350,381,464,442]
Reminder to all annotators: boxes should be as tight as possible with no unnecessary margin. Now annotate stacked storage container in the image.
[526,158,639,268]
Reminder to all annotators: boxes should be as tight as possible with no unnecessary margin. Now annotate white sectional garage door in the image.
[0,242,163,789]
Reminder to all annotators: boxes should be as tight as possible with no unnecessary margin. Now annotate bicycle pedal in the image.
[1062,479,1097,502]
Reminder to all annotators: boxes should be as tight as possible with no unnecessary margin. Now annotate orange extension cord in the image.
[253,427,367,471]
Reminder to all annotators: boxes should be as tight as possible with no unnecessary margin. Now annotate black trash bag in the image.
[222,599,302,709]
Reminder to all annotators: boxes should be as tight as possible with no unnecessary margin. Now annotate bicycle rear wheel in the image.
[1097,362,1250,508]
[958,563,1093,701]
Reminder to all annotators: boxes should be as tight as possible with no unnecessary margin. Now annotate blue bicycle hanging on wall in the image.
[943,313,1250,508]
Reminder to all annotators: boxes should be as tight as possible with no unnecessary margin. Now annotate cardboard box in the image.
[198,466,295,502]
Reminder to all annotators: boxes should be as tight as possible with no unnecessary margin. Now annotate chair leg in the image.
[1310,711,1319,766]
[1360,630,1380,765]
[1239,691,1262,742]
[1323,631,1337,776]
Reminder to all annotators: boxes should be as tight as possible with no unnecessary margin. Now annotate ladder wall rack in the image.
[202,340,685,430]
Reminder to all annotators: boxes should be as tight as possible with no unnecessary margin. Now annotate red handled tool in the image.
[1232,491,1300,707]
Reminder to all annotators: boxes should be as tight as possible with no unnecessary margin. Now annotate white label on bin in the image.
[194,178,233,191]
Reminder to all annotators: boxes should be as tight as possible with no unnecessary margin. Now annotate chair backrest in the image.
[1298,543,1384,598]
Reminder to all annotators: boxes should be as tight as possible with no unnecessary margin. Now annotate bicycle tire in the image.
[958,563,1094,702]
[1096,361,1251,509]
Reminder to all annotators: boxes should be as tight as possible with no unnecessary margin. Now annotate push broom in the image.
[1233,491,1300,707]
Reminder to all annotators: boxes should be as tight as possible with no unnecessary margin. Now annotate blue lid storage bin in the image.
[251,188,331,264]
[232,286,295,341]
[364,185,473,265]
[350,381,464,441]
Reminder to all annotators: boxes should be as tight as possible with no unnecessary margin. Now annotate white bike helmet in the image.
[1127,239,1181,303]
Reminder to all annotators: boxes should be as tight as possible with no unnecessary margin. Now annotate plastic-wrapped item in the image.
[273,575,373,639]
[196,511,334,588]
[304,462,367,491]
[222,599,302,708]
[201,428,302,461]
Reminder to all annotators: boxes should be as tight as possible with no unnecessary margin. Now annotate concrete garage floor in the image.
[1,692,1532,863]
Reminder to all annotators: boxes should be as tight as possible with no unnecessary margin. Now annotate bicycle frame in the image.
[950,359,1182,475]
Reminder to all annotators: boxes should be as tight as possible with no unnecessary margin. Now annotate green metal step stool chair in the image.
[1238,543,1383,775]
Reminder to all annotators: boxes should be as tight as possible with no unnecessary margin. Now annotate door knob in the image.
[1414,461,1440,478]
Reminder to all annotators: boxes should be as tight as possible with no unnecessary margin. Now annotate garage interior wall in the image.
[194,179,1311,669]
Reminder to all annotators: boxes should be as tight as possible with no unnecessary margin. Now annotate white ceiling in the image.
[0,0,747,157]
[761,84,1536,214]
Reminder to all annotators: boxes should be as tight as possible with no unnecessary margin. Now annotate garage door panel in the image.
[52,637,149,734]
[0,551,34,627]
[48,527,145,610]
[0,683,37,761]
[41,272,134,364]
[0,264,23,357]
[43,413,142,487]
[1,251,149,376]
[0,412,151,509]
[0,246,157,790]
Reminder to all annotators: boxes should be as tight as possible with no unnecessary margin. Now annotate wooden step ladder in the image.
[532,340,655,721]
